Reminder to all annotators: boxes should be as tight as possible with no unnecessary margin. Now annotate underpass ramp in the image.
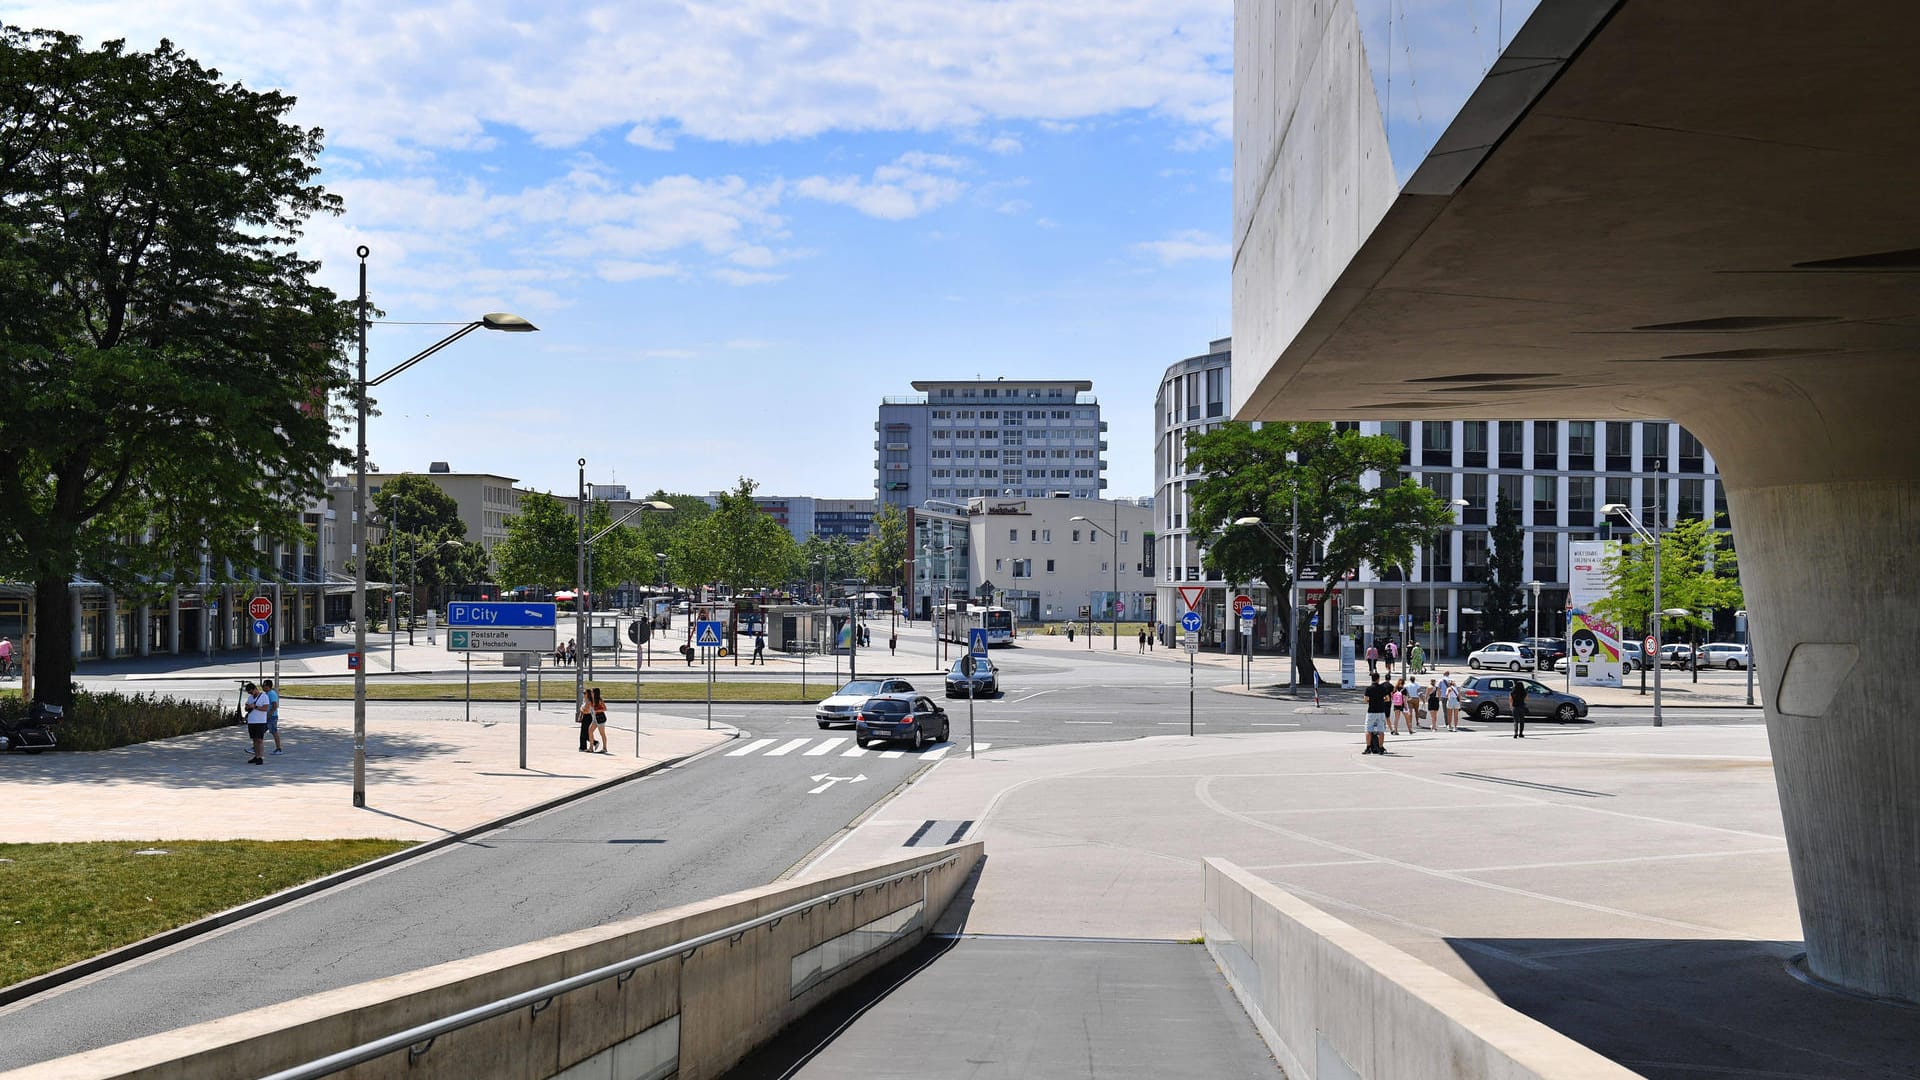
[721,935,1281,1079]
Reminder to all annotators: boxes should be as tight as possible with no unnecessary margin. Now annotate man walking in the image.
[751,629,766,665]
[262,678,284,754]
[0,635,12,678]
[1362,673,1391,754]
[242,681,271,765]
[1137,628,1147,653]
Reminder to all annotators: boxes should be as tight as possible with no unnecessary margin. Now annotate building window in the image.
[1678,478,1705,519]
[1462,531,1489,582]
[1678,427,1706,472]
[1204,367,1225,418]
[1605,422,1633,471]
[1462,472,1489,525]
[1013,559,1031,578]
[1498,473,1524,509]
[1532,533,1559,580]
[1045,560,1055,573]
[1042,529,1051,542]
[994,558,1003,572]
[1568,421,1595,460]
[1532,475,1558,520]
[1009,529,1018,542]
[1568,476,1596,524]
[1119,530,1128,544]
[1532,421,1559,470]
[1605,477,1632,516]
[1643,423,1669,471]
[1498,421,1524,468]
[1421,421,1453,466]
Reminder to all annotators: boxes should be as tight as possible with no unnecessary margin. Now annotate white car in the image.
[1467,642,1536,671]
[1700,642,1751,669]
[815,678,916,728]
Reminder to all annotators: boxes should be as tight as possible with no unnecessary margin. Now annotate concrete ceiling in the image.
[1238,1,1920,488]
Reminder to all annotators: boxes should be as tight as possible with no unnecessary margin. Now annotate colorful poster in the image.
[1568,540,1623,686]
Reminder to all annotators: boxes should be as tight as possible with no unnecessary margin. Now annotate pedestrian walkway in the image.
[800,725,1913,1079]
[4,699,729,843]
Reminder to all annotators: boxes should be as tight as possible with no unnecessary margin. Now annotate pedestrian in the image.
[262,678,284,754]
[589,687,609,752]
[752,629,765,665]
[1424,676,1441,731]
[1365,643,1378,678]
[1066,624,1075,643]
[1410,643,1425,674]
[1408,674,1427,731]
[0,635,12,678]
[241,681,270,765]
[1510,677,1529,738]
[1441,673,1461,731]
[888,632,897,655]
[1147,624,1155,651]
[1138,628,1147,653]
[1362,673,1391,754]
[578,688,598,751]
[1386,639,1399,671]
[1390,678,1406,735]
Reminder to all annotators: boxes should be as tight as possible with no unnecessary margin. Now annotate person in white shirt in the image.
[262,678,283,754]
[242,682,271,765]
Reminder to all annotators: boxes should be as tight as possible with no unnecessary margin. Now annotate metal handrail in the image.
[259,853,961,1080]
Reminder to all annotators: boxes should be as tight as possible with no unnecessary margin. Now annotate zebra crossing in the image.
[721,735,990,761]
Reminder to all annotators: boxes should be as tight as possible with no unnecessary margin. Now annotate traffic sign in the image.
[695,621,724,648]
[1181,611,1202,633]
[1643,635,1658,656]
[1116,600,1126,615]
[1232,593,1252,617]
[1239,607,1256,626]
[448,627,558,652]
[253,618,271,636]
[1178,586,1206,612]
[447,601,557,628]
[249,596,273,621]
[968,628,990,659]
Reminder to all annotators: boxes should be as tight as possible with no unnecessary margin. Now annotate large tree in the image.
[1591,517,1743,652]
[0,30,353,704]
[1184,422,1454,682]
[492,492,576,591]
[364,474,490,618]
[859,504,909,591]
[666,479,795,594]
[1483,492,1526,641]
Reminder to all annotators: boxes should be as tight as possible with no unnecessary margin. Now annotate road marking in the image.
[921,746,951,761]
[808,772,868,794]
[1064,720,1112,725]
[726,738,778,756]
[1252,722,1301,727]
[764,737,811,756]
[804,738,847,756]
[878,750,905,758]
[842,746,868,757]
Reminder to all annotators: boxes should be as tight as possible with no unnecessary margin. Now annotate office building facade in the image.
[876,379,1108,511]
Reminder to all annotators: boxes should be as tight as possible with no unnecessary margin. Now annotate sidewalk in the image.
[801,725,1911,1078]
[3,699,730,843]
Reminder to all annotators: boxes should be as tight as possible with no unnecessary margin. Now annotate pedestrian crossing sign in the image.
[695,621,724,647]
[968,628,990,659]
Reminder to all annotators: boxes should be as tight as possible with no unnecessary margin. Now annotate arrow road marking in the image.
[809,773,868,794]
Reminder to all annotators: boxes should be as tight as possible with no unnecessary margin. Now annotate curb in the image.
[0,744,712,1008]
[1213,683,1759,710]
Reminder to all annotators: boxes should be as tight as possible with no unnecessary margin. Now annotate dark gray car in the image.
[1457,675,1590,722]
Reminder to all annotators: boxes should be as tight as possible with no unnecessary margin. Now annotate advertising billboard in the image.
[1568,540,1624,686]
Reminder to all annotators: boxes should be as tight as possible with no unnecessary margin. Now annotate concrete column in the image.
[102,589,116,660]
[167,593,180,654]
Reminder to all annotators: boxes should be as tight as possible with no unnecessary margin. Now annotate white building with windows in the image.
[905,496,1152,627]
[875,379,1108,512]
[1154,339,1730,653]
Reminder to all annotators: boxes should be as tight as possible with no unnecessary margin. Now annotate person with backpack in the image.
[1362,673,1392,754]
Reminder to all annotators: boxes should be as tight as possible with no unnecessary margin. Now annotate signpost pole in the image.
[465,654,471,725]
[273,583,281,684]
[519,661,528,770]
[968,674,976,760]
[634,643,642,755]
[706,648,714,731]
[1189,646,1196,737]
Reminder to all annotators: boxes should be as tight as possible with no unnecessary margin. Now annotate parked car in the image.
[1457,676,1589,722]
[854,694,950,749]
[1659,643,1696,669]
[1467,642,1536,671]
[816,678,916,728]
[1700,642,1750,669]
[945,656,999,697]
[1523,637,1567,670]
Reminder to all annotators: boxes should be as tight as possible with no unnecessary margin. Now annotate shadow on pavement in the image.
[0,724,468,791]
[1450,937,1920,1080]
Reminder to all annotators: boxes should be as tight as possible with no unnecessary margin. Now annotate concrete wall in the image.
[11,843,982,1080]
[1202,859,1642,1080]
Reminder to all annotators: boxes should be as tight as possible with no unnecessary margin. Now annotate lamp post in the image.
[940,543,955,666]
[1527,580,1542,671]
[1737,608,1755,705]
[1602,502,1677,727]
[353,246,535,807]
[1070,505,1120,650]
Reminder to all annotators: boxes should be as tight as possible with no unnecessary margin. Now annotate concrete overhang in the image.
[1234,0,1920,490]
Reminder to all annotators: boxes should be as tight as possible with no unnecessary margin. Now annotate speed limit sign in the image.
[1643,635,1658,656]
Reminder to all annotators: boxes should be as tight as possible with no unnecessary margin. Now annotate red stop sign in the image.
[249,596,273,621]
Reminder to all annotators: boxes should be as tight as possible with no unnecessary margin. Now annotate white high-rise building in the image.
[876,379,1107,512]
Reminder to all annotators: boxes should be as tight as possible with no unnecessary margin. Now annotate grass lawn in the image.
[279,681,821,703]
[0,839,413,988]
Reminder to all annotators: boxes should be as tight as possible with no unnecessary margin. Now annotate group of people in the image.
[1364,638,1428,677]
[1360,671,1462,754]
[240,679,283,764]
[1135,627,1157,653]
[553,640,580,666]
[577,686,610,752]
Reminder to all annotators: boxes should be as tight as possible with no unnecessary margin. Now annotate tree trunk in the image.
[32,574,74,707]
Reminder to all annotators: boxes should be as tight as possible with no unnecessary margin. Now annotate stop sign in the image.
[1232,593,1253,617]
[248,596,273,621]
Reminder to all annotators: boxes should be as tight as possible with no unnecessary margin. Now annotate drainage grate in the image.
[905,819,975,847]
[1448,772,1614,798]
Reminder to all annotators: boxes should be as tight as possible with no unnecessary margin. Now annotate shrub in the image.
[0,686,235,751]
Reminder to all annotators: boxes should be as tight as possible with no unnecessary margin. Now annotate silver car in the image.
[1458,676,1590,722]
[1700,642,1751,669]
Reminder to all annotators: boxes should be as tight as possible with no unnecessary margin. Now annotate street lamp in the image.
[1071,504,1121,650]
[353,246,535,807]
[1602,502,1671,727]
[1736,608,1755,705]
[574,487,672,708]
[939,543,955,665]
[1527,580,1542,670]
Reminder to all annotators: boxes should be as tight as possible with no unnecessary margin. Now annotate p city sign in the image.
[447,602,558,628]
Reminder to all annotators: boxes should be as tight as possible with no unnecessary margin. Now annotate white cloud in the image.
[795,152,968,220]
[17,1,1233,156]
[1135,229,1229,264]
[711,268,784,286]
[597,260,680,282]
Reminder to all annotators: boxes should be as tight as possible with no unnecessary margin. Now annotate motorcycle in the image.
[0,701,61,753]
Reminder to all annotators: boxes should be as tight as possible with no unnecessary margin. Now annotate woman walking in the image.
[589,688,609,753]
[1425,677,1442,731]
[1389,678,1407,735]
[1441,673,1462,731]
[577,688,598,752]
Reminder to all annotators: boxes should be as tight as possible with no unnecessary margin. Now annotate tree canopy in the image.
[665,479,795,593]
[1483,493,1525,641]
[858,503,909,590]
[1184,422,1454,679]
[0,29,353,703]
[364,474,490,612]
[1591,518,1743,641]
[492,492,576,591]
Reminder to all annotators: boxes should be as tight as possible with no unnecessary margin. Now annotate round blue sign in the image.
[1180,611,1202,633]
[253,618,271,636]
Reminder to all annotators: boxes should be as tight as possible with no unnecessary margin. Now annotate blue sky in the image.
[10,1,1237,502]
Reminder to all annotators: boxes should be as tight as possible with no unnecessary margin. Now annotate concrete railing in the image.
[7,843,982,1080]
[1202,859,1643,1080]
